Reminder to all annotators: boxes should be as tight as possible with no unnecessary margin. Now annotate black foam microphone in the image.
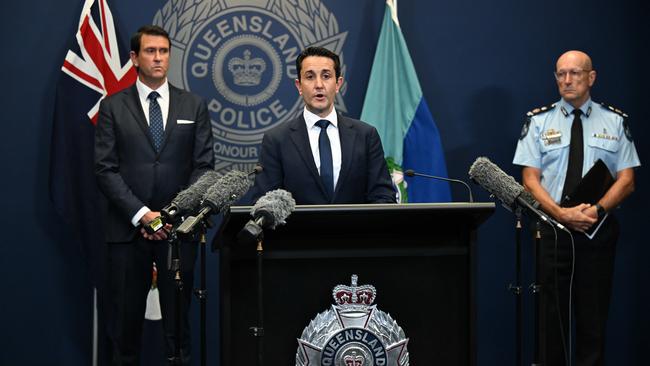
[143,170,221,234]
[161,170,221,223]
[404,169,474,202]
[176,170,252,235]
[238,189,296,243]
[468,157,568,232]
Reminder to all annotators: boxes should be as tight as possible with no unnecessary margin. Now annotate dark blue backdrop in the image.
[1,0,647,364]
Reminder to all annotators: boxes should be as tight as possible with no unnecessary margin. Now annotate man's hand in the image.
[557,203,598,232]
[140,211,172,241]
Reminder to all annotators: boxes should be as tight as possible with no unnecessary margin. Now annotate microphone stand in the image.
[405,169,474,202]
[193,217,213,366]
[531,222,542,366]
[166,229,184,366]
[508,208,524,366]
[250,235,265,366]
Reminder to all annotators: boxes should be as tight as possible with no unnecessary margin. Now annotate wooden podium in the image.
[213,202,494,365]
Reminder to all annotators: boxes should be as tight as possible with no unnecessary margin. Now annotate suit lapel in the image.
[162,85,181,152]
[123,84,157,151]
[335,114,357,196]
[288,116,330,199]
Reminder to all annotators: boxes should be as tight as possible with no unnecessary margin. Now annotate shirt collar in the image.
[303,107,339,129]
[559,97,592,117]
[136,77,169,101]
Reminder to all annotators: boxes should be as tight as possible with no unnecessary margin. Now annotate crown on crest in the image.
[332,275,376,307]
[228,49,266,86]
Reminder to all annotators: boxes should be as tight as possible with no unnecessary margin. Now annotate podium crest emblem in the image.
[296,275,409,366]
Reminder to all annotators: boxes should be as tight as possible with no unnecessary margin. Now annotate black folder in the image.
[561,159,614,238]
[561,159,614,207]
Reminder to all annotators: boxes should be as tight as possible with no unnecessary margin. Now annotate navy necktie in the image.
[148,91,164,152]
[315,119,334,198]
[562,109,583,201]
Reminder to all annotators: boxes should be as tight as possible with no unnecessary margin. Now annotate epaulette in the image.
[600,102,629,118]
[520,103,556,140]
[600,102,633,141]
[526,103,556,117]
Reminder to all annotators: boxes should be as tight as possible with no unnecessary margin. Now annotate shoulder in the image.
[597,102,628,119]
[342,115,377,134]
[264,115,302,139]
[102,84,135,104]
[595,102,633,141]
[519,102,557,140]
[170,84,204,104]
[526,102,558,119]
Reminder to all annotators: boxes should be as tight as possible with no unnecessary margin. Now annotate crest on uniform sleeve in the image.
[623,119,633,142]
[519,117,531,140]
[296,275,410,366]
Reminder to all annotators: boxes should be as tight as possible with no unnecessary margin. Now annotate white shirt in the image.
[131,78,171,226]
[303,107,342,189]
[135,78,170,129]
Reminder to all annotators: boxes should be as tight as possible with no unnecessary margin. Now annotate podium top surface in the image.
[230,202,494,221]
[224,202,494,236]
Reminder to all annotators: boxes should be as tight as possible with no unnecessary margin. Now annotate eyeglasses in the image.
[554,68,592,81]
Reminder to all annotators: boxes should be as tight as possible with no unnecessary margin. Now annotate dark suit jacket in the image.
[95,83,214,242]
[251,114,396,204]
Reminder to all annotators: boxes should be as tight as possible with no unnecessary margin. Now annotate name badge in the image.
[542,129,562,145]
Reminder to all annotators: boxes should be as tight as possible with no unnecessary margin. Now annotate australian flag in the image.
[49,0,135,362]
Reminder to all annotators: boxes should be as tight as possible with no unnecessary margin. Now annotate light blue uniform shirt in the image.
[513,98,641,203]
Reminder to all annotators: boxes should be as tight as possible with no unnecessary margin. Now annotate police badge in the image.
[296,275,409,366]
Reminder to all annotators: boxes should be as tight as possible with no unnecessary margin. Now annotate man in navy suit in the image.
[95,25,213,365]
[252,47,396,204]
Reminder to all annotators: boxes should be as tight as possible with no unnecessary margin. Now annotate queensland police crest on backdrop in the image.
[153,0,351,174]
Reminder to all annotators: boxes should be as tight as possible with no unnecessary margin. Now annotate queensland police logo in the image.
[296,275,410,366]
[154,0,349,173]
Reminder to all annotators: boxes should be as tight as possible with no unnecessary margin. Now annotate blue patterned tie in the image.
[315,119,334,198]
[148,91,164,152]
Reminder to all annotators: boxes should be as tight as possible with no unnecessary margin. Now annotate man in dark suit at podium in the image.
[252,47,396,204]
[95,25,213,365]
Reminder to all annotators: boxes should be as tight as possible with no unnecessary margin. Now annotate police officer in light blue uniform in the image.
[513,50,640,366]
[514,98,640,203]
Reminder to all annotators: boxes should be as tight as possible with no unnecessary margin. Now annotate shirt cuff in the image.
[131,206,150,227]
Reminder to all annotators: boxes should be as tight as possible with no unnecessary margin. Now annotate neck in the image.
[567,95,590,110]
[139,75,166,90]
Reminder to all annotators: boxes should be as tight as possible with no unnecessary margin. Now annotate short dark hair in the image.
[296,47,341,80]
[130,25,170,54]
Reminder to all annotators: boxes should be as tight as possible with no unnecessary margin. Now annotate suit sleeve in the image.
[94,98,146,220]
[365,127,397,203]
[189,99,214,183]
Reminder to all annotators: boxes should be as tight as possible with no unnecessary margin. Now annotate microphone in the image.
[143,170,221,233]
[175,170,251,235]
[404,169,474,202]
[161,170,221,223]
[468,157,568,232]
[238,189,296,244]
